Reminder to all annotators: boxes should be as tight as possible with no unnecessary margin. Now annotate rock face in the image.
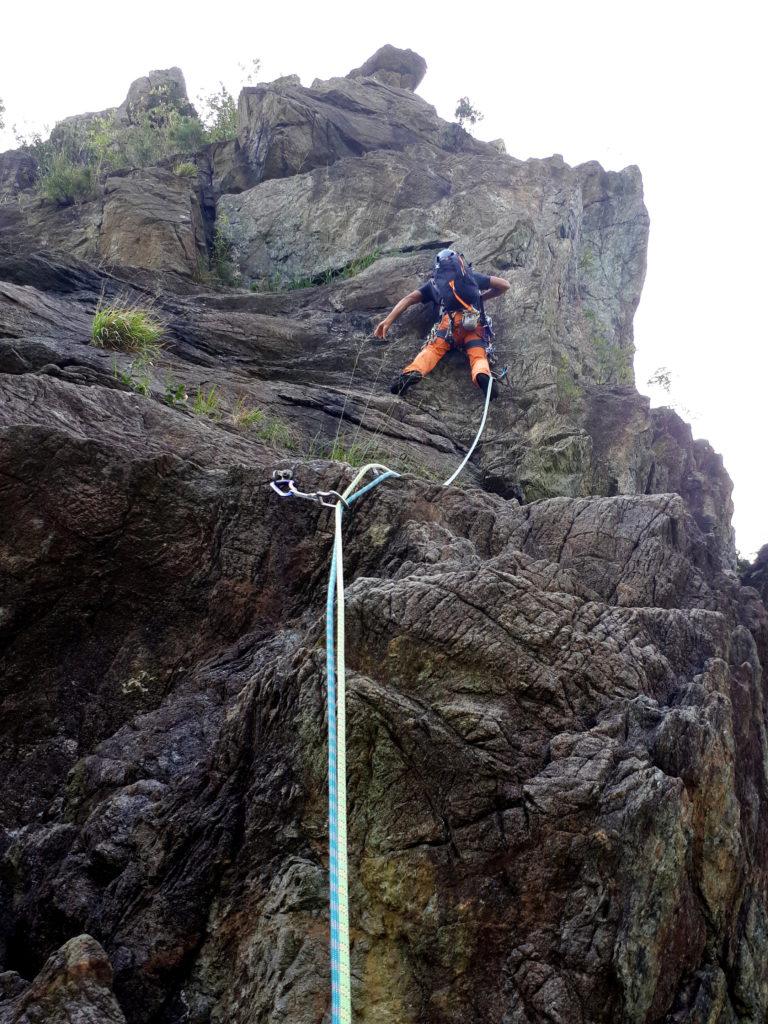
[0,151,36,201]
[1,46,768,1024]
[235,74,482,187]
[99,168,206,274]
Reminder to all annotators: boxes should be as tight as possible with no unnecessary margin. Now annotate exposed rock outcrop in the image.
[118,67,196,123]
[347,43,428,91]
[1,45,767,1024]
[48,66,196,145]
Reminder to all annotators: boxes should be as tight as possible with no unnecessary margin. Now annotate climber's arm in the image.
[374,290,423,340]
[480,276,511,302]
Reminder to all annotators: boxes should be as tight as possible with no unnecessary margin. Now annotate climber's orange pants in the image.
[403,313,490,386]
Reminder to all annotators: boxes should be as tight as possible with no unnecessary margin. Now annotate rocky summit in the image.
[1,46,767,1024]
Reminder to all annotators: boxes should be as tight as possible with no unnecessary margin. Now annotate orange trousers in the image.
[404,313,490,385]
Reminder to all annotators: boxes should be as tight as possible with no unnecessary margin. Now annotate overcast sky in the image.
[3,1,765,556]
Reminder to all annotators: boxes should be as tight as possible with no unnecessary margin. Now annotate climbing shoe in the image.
[477,373,499,401]
[390,370,423,396]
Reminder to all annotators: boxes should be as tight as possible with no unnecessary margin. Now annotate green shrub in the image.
[455,97,484,127]
[198,83,238,142]
[193,256,215,286]
[250,271,284,292]
[322,435,395,468]
[39,152,95,205]
[647,366,672,393]
[91,303,164,356]
[164,380,188,406]
[192,385,221,418]
[327,438,378,466]
[210,216,239,285]
[285,274,314,291]
[579,248,595,273]
[85,101,206,174]
[174,161,198,178]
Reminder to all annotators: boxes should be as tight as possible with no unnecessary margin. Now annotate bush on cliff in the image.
[39,152,95,206]
[86,108,206,173]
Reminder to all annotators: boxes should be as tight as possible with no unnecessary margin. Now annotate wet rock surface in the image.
[2,45,768,1024]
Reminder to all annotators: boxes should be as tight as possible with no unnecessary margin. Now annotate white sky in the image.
[2,0,765,557]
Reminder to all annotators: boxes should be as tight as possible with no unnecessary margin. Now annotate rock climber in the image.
[374,249,510,399]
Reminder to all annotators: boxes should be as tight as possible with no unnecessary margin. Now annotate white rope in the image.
[441,376,493,487]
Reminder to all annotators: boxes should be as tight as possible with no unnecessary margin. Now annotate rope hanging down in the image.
[326,464,399,1024]
[270,388,494,1023]
[441,373,493,488]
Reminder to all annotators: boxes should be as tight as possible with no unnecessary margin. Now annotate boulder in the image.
[346,44,428,91]
[0,936,125,1024]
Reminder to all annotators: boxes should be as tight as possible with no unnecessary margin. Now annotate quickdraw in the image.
[270,469,349,509]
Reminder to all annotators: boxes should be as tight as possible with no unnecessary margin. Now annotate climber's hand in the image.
[373,320,390,341]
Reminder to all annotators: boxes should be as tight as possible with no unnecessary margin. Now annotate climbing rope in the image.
[441,375,493,487]
[269,380,496,1021]
[327,464,399,1023]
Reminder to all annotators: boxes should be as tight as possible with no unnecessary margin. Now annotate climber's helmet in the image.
[434,248,457,269]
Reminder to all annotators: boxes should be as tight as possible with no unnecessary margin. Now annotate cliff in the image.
[1,46,767,1024]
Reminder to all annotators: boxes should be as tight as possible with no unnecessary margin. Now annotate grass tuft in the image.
[231,398,265,428]
[192,385,221,418]
[174,161,198,178]
[91,303,164,360]
[256,418,297,450]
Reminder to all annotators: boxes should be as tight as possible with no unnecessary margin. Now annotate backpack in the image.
[431,250,482,314]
